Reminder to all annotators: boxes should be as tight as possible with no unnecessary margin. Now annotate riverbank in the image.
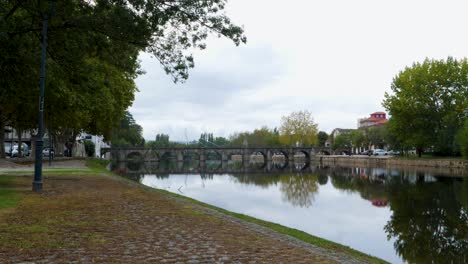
[314,156,468,177]
[0,159,386,263]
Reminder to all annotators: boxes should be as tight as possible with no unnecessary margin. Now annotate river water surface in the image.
[113,161,468,264]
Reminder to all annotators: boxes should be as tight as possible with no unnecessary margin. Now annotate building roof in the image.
[371,111,386,115]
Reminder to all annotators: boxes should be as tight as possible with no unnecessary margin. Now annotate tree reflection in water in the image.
[279,174,319,208]
[384,178,468,264]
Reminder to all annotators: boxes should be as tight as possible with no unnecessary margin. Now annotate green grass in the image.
[0,176,21,210]
[88,160,388,264]
[0,169,95,176]
[85,158,110,173]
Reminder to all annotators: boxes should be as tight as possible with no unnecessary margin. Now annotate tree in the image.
[457,119,468,159]
[349,130,365,150]
[317,131,329,147]
[213,137,229,146]
[111,111,145,147]
[332,134,351,150]
[383,57,468,157]
[153,134,171,147]
[365,126,386,149]
[228,127,279,147]
[279,110,318,146]
[0,0,246,158]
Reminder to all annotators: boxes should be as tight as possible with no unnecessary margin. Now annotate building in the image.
[78,133,110,158]
[358,112,388,128]
[330,128,355,139]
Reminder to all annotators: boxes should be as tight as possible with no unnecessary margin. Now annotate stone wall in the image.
[313,156,468,177]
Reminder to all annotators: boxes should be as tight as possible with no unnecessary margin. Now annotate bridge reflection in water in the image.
[111,159,314,177]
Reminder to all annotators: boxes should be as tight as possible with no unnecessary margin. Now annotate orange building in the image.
[358,112,388,128]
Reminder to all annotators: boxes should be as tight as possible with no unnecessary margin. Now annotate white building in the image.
[78,133,110,158]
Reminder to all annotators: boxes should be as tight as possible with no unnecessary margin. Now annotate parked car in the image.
[11,143,30,157]
[4,144,12,157]
[388,150,401,156]
[360,150,373,156]
[43,148,55,158]
[373,149,388,156]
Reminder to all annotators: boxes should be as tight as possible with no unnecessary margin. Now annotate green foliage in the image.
[83,140,95,157]
[365,126,386,149]
[317,131,329,147]
[457,119,468,159]
[111,111,145,147]
[349,130,365,149]
[383,57,468,156]
[279,111,318,146]
[147,134,171,147]
[199,133,214,146]
[197,133,229,147]
[229,127,279,147]
[0,0,245,153]
[332,134,351,150]
[213,136,229,146]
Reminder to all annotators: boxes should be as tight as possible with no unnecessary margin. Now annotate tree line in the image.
[113,110,323,148]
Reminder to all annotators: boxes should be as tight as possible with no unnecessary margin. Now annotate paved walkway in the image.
[0,162,367,263]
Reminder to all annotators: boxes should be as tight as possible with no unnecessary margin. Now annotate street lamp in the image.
[33,1,55,192]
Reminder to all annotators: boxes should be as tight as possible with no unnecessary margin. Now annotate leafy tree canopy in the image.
[279,110,318,146]
[229,127,279,147]
[383,57,468,156]
[111,111,145,147]
[457,119,468,159]
[0,0,245,157]
[317,131,328,147]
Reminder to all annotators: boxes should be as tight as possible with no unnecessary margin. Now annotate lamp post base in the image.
[32,181,43,192]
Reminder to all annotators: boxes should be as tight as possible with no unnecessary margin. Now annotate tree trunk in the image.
[17,127,22,158]
[0,115,5,159]
[417,147,423,158]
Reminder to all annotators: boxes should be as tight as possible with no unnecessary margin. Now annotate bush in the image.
[84,140,95,157]
[457,119,468,159]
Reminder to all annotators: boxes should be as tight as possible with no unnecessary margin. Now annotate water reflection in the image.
[112,160,468,264]
[384,178,468,264]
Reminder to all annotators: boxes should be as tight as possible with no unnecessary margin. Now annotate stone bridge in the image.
[112,159,323,177]
[102,146,332,163]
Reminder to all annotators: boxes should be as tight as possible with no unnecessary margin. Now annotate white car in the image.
[373,149,388,156]
[11,144,30,157]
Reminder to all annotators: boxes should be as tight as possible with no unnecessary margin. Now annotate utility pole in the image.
[33,11,49,192]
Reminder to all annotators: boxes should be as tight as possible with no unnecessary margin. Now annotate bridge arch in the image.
[126,151,143,161]
[293,150,310,161]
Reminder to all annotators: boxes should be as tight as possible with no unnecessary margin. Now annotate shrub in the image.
[84,140,95,157]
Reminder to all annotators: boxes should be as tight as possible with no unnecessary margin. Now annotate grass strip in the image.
[88,158,388,264]
[0,176,21,210]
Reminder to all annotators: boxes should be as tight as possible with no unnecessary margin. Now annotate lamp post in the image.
[33,8,50,192]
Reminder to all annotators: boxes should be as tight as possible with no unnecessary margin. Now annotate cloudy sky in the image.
[130,0,468,142]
